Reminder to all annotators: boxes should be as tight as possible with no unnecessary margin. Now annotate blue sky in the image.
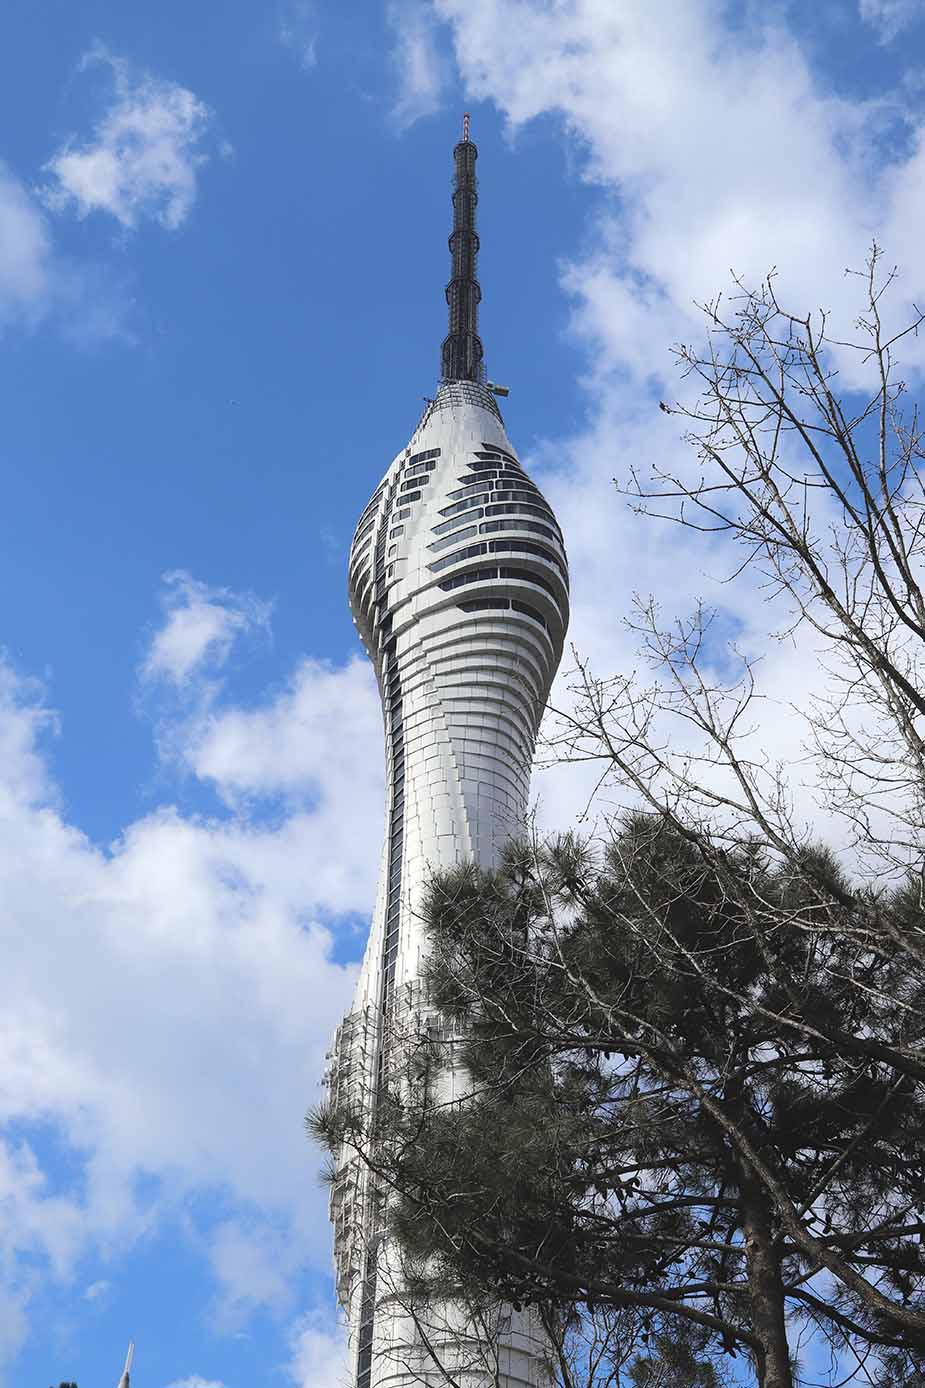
[2,2,925,1385]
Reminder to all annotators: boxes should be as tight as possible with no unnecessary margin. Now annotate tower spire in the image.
[117,1341,134,1388]
[440,113,484,383]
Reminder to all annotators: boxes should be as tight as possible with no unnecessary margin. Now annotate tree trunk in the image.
[738,1164,792,1388]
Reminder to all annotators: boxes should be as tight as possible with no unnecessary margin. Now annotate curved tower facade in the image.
[327,120,570,1388]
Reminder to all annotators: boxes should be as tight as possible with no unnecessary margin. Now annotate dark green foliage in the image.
[628,1324,726,1388]
[315,818,925,1387]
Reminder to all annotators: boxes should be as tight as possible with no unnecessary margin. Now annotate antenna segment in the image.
[440,115,484,383]
[118,1341,134,1388]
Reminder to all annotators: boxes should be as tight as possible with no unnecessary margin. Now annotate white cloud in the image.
[0,722,361,1215]
[168,1378,226,1388]
[0,573,384,1368]
[859,0,922,42]
[287,1313,349,1388]
[203,1217,310,1331]
[141,571,272,688]
[0,163,53,330]
[388,1,449,130]
[0,50,204,341]
[42,46,215,231]
[187,655,383,805]
[0,662,58,806]
[279,0,319,70]
[0,1135,85,1372]
[0,161,133,344]
[139,582,386,897]
[0,1290,29,1378]
[83,1277,112,1304]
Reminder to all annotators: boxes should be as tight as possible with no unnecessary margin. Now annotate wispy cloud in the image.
[168,1378,226,1388]
[286,1313,348,1388]
[0,162,134,343]
[387,1,449,129]
[0,162,53,329]
[42,45,216,230]
[279,0,319,70]
[858,0,921,42]
[83,1278,112,1305]
[141,571,272,689]
[206,1218,296,1327]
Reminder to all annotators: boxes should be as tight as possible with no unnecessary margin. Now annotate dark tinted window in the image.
[433,508,483,534]
[446,483,493,502]
[488,539,566,576]
[480,519,557,542]
[499,566,559,599]
[481,442,519,465]
[484,501,556,524]
[429,543,488,573]
[512,600,548,628]
[438,567,498,591]
[430,525,478,552]
[459,599,510,614]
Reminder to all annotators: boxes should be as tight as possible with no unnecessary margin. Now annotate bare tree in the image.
[598,244,925,889]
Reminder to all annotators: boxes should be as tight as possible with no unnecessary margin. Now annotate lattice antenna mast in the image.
[441,113,485,383]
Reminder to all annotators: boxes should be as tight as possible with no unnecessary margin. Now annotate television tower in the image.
[327,115,569,1388]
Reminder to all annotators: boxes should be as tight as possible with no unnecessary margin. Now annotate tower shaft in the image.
[326,121,569,1388]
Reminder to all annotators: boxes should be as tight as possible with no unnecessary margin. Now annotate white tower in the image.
[327,118,569,1388]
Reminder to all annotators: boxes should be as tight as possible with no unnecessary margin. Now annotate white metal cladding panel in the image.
[334,385,568,1388]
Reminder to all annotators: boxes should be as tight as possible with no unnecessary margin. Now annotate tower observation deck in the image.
[326,117,570,1388]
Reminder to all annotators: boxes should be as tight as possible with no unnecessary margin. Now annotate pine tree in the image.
[315,825,925,1388]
